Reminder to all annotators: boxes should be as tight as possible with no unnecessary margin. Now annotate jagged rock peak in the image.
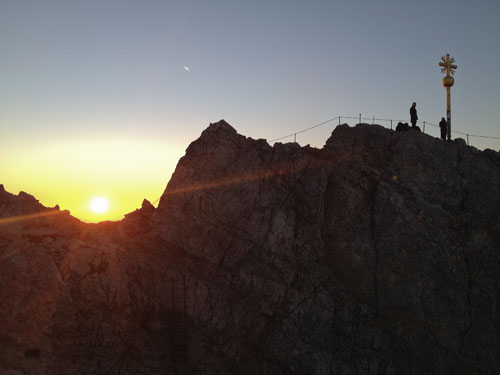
[0,187,46,217]
[179,120,248,159]
[206,119,237,133]
[124,199,155,218]
[198,119,239,142]
[141,199,155,212]
[17,191,39,202]
[193,119,270,149]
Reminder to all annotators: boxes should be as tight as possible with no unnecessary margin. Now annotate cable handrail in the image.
[270,116,340,142]
[269,114,500,143]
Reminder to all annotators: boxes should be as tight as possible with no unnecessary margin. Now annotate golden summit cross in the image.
[439,54,457,77]
[438,53,457,141]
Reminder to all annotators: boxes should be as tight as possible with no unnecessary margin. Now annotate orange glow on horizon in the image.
[1,136,182,223]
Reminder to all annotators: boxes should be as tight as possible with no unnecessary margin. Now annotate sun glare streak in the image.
[160,159,332,199]
[0,210,63,225]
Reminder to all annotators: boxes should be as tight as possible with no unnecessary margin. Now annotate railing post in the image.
[339,116,341,125]
[359,113,361,124]
[390,119,393,129]
[294,133,296,143]
[467,134,469,145]
[423,121,426,133]
[372,116,375,124]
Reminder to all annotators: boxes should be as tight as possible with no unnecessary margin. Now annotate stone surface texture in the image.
[1,121,499,374]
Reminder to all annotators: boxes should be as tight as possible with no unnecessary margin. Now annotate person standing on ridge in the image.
[439,117,447,140]
[410,102,418,128]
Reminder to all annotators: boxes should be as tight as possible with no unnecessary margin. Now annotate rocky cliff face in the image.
[1,121,499,375]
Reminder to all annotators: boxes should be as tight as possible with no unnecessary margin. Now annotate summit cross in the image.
[438,53,457,141]
[439,54,457,77]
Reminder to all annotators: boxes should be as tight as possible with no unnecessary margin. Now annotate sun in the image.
[90,196,110,214]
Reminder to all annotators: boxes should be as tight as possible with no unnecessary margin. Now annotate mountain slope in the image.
[1,121,499,374]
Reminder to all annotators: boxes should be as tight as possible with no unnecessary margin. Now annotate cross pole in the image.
[439,54,457,140]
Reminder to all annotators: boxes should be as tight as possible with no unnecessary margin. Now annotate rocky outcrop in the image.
[1,120,499,374]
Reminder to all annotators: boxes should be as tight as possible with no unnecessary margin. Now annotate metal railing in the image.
[270,114,500,147]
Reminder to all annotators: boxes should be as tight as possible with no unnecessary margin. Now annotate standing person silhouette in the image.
[410,102,418,128]
[439,117,447,140]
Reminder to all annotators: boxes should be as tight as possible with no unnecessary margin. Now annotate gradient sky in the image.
[1,0,499,222]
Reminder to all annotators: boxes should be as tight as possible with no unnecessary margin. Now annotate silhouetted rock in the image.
[396,121,410,131]
[1,120,499,375]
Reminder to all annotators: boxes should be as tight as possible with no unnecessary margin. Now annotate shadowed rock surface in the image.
[1,121,499,374]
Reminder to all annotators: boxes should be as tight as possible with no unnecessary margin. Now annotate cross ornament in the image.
[439,53,457,77]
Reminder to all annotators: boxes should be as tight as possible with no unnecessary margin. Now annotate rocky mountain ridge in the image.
[1,120,499,374]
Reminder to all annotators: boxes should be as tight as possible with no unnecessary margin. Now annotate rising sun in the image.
[90,196,110,214]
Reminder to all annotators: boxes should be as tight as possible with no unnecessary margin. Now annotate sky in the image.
[1,0,499,222]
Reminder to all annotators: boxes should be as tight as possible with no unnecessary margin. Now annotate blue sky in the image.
[1,0,499,220]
